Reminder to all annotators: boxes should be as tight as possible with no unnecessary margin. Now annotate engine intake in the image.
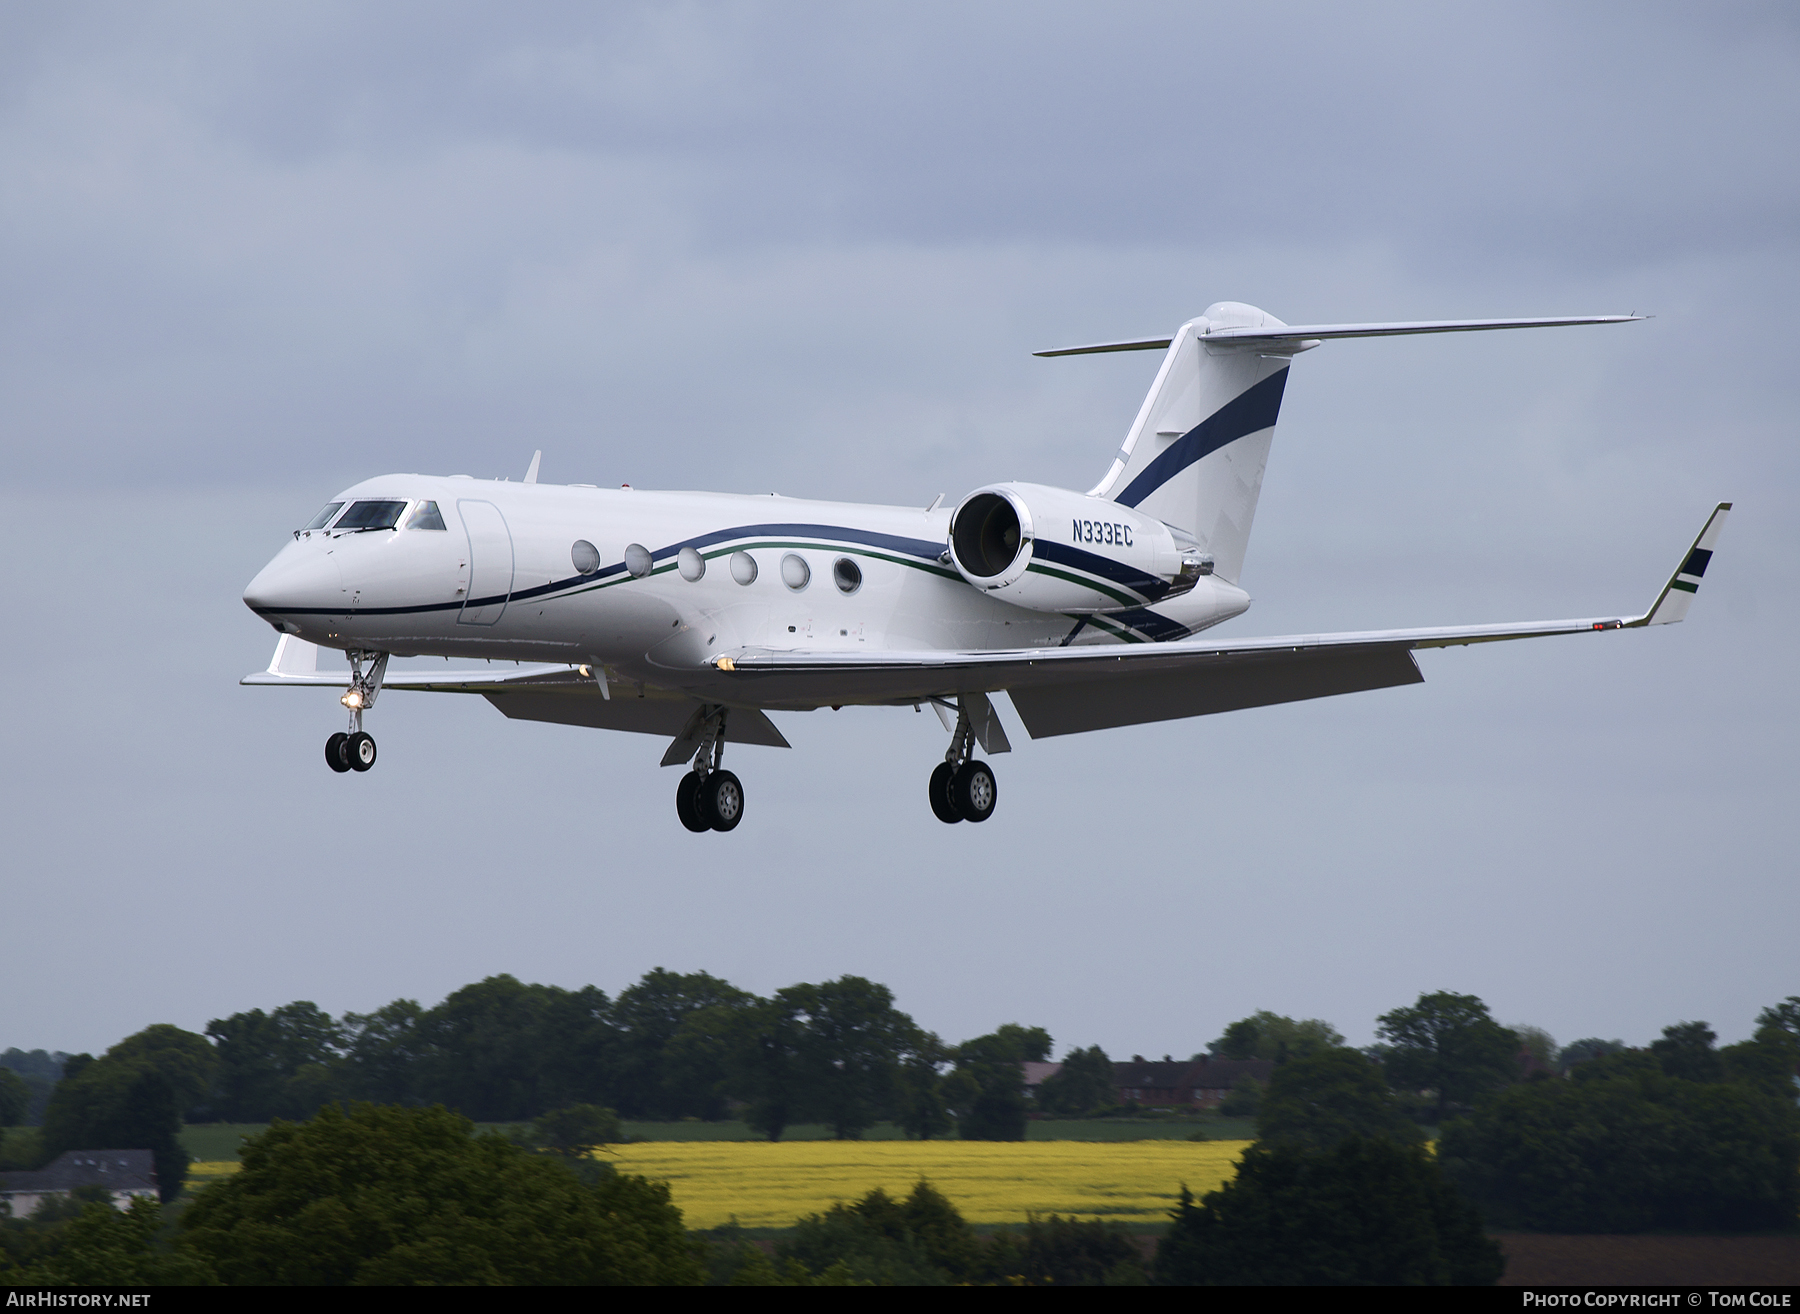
[952,491,1031,583]
[946,482,1207,614]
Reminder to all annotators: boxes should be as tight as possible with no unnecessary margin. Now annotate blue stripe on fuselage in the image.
[1031,540,1170,602]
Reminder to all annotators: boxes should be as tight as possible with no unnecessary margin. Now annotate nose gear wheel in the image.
[324,650,389,775]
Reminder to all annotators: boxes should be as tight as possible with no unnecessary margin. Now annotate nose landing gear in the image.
[675,707,745,832]
[325,651,387,775]
[928,696,998,823]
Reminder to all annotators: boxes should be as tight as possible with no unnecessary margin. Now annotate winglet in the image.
[1628,503,1732,627]
[523,450,542,484]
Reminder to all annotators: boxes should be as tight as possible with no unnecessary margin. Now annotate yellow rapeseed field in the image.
[608,1139,1251,1229]
[187,1161,239,1184]
[187,1141,1253,1230]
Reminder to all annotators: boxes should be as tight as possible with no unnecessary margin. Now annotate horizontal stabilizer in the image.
[1036,315,1644,356]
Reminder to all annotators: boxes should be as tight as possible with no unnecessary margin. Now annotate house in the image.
[0,1150,158,1218]
[1113,1055,1275,1109]
[1021,1060,1062,1100]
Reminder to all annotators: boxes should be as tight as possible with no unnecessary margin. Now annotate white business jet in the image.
[242,302,1729,833]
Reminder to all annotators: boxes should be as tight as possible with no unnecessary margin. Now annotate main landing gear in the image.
[676,707,744,832]
[325,650,388,775]
[929,697,997,824]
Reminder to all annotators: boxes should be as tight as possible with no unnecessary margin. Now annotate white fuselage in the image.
[243,475,1252,709]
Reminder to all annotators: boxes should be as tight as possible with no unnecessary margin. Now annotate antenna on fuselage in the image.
[523,450,542,484]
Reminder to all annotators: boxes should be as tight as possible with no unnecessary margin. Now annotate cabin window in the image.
[335,500,409,532]
[301,502,344,531]
[571,540,601,574]
[833,557,863,594]
[781,553,810,591]
[405,500,447,531]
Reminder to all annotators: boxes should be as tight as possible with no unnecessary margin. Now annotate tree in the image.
[1438,1050,1800,1232]
[337,998,428,1105]
[1156,1137,1502,1286]
[1374,992,1518,1123]
[1650,1020,1724,1083]
[1209,1012,1344,1063]
[611,969,752,1118]
[1510,1025,1556,1073]
[726,999,805,1142]
[1256,1048,1421,1151]
[779,1182,981,1285]
[1008,1214,1145,1286]
[1757,995,1800,1040]
[894,1036,953,1140]
[784,977,924,1138]
[0,1050,70,1127]
[40,1025,215,1203]
[529,1103,622,1157]
[1218,1074,1264,1119]
[179,1103,702,1285]
[103,1025,216,1117]
[1555,1037,1626,1073]
[950,1026,1049,1141]
[0,1197,216,1286]
[0,1068,28,1128]
[206,1001,346,1122]
[420,975,616,1122]
[1036,1044,1114,1116]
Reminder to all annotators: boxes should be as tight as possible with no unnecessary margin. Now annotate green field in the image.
[181,1115,1254,1161]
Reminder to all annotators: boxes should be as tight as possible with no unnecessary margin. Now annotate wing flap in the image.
[485,689,790,748]
[1008,645,1423,737]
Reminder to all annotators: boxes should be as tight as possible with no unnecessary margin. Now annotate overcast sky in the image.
[3,2,1796,1065]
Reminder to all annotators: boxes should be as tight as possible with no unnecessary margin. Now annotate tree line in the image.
[5,977,1796,1256]
[1,970,1081,1201]
[183,970,1061,1139]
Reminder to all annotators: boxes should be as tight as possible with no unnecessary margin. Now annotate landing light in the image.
[341,690,365,709]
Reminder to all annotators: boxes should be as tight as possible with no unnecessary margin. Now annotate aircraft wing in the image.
[240,642,792,748]
[711,503,1731,738]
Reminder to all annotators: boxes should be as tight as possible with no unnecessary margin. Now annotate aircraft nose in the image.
[243,546,343,617]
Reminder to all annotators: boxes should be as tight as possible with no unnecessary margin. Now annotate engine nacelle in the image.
[946,482,1211,614]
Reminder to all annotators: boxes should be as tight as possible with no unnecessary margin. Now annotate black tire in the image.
[347,731,377,772]
[698,769,745,832]
[325,732,351,773]
[676,771,710,832]
[928,762,962,824]
[951,760,996,822]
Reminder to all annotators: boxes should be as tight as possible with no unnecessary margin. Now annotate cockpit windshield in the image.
[301,502,345,532]
[335,500,409,532]
[405,500,447,531]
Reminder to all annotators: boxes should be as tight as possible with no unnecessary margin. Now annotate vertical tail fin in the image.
[1085,303,1299,584]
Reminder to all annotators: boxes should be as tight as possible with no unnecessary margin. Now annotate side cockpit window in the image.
[405,500,447,531]
[335,500,409,532]
[301,502,345,532]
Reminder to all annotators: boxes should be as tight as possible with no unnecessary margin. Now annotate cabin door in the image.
[456,500,514,626]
